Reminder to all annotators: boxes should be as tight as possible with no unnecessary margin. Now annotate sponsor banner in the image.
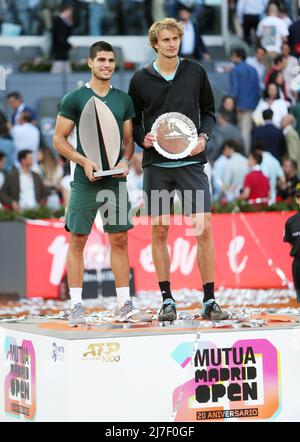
[172,337,281,421]
[25,213,293,297]
[4,337,36,420]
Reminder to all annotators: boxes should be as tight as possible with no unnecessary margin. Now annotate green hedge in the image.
[0,206,65,221]
[0,199,298,222]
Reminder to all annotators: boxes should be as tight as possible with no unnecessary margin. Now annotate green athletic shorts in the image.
[65,179,133,235]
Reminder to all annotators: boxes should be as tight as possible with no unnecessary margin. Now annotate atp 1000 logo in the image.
[83,342,120,363]
[172,339,280,421]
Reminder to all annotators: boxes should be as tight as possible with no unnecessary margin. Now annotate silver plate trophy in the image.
[151,112,198,159]
[79,96,124,177]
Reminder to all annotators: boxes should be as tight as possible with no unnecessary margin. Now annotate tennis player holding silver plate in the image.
[151,112,198,159]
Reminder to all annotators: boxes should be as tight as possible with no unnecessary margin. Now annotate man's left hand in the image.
[112,161,129,178]
[190,136,206,156]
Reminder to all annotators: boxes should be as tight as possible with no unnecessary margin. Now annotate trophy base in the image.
[93,168,124,177]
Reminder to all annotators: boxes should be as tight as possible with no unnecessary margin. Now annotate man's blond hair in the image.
[148,18,183,52]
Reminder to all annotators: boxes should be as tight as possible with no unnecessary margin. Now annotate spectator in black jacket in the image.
[51,3,74,74]
[252,108,287,161]
[178,3,210,61]
[0,150,45,212]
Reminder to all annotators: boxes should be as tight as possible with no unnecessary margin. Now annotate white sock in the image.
[69,288,82,309]
[116,287,131,308]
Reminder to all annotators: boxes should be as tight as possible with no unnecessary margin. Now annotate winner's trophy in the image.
[151,112,198,159]
[79,96,124,177]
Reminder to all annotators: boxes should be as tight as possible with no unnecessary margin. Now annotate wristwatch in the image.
[199,132,210,142]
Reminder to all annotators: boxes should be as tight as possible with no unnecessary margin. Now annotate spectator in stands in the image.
[219,95,238,125]
[6,91,37,126]
[33,147,63,210]
[267,68,290,102]
[85,0,106,35]
[264,54,287,86]
[246,45,267,92]
[0,149,45,212]
[254,139,285,204]
[206,110,244,159]
[256,2,289,69]
[278,157,300,200]
[51,3,74,74]
[0,152,5,189]
[211,140,232,201]
[230,47,260,153]
[281,113,300,172]
[288,11,300,57]
[239,150,270,204]
[278,3,293,28]
[9,111,40,165]
[282,42,299,103]
[222,140,248,201]
[291,92,300,137]
[14,0,31,35]
[252,82,289,128]
[252,109,286,161]
[177,2,210,61]
[236,0,268,47]
[0,116,15,172]
[28,0,44,35]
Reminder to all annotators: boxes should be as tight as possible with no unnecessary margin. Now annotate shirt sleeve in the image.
[58,92,79,122]
[243,173,251,189]
[284,220,292,243]
[128,73,146,148]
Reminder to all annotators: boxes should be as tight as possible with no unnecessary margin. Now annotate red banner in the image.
[25,213,294,298]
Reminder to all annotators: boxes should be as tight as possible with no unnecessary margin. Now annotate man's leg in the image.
[108,231,130,289]
[67,233,89,326]
[152,215,177,321]
[192,212,228,320]
[108,230,152,322]
[194,213,214,286]
[237,110,252,154]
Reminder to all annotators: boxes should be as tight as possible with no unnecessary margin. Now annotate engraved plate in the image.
[151,112,198,159]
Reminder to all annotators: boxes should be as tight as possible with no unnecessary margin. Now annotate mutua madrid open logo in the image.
[172,339,280,421]
[4,337,36,420]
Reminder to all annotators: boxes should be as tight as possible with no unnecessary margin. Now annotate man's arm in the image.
[239,186,250,200]
[114,119,134,177]
[53,115,100,182]
[230,68,239,100]
[128,75,149,148]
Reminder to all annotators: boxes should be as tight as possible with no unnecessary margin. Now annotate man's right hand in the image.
[83,158,101,182]
[12,201,20,212]
[143,133,155,149]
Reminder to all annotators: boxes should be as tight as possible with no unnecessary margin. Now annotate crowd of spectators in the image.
[0,0,221,37]
[1,0,300,211]
[0,92,71,212]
